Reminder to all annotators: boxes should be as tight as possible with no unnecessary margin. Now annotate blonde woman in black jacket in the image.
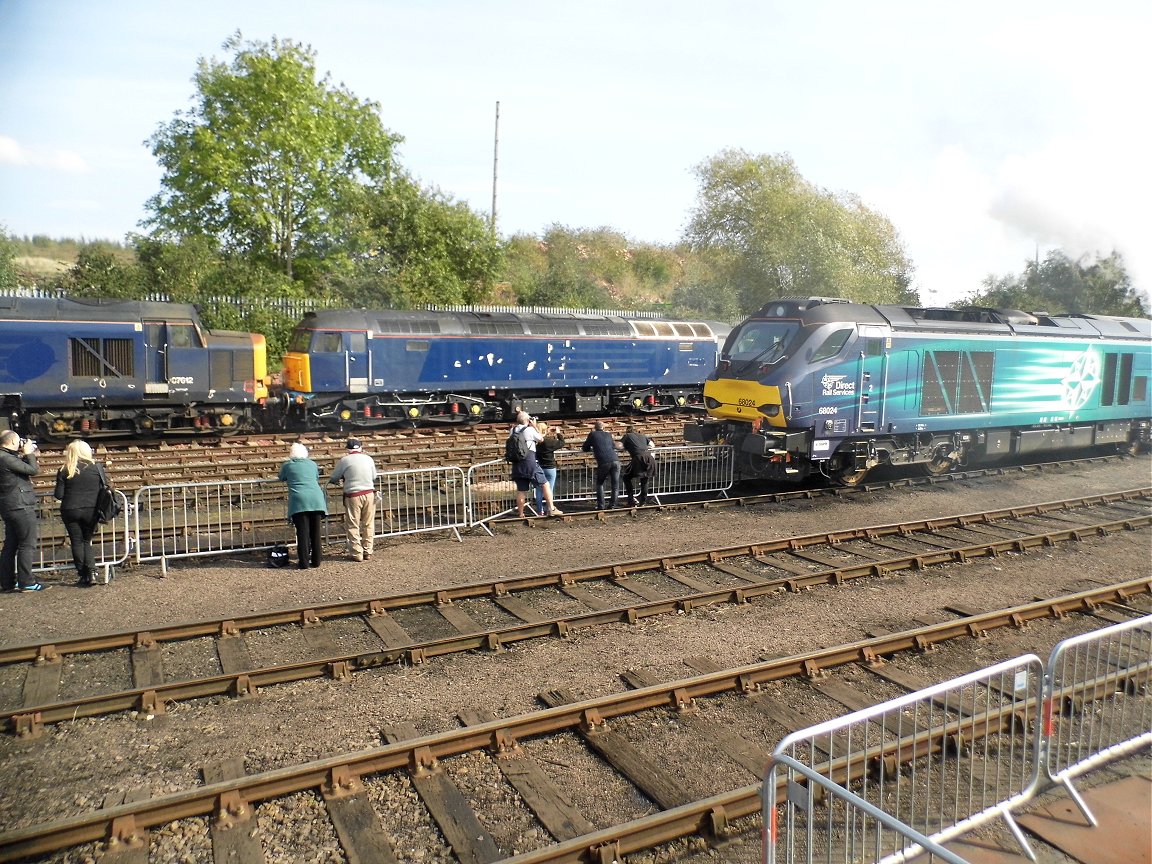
[53,440,107,587]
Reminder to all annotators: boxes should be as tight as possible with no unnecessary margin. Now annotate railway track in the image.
[0,584,1147,863]
[3,488,1148,736]
[28,417,690,492]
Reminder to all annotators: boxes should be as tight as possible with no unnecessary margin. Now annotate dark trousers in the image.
[1,509,38,590]
[594,462,620,509]
[61,509,98,576]
[291,511,323,568]
[623,474,649,506]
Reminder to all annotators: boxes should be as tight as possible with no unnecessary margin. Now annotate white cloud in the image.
[0,135,89,173]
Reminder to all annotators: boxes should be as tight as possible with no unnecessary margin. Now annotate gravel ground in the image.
[0,456,1149,863]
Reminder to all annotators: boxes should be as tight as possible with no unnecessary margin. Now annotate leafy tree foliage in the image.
[684,150,917,313]
[336,176,502,308]
[0,226,18,290]
[500,226,686,310]
[52,243,144,298]
[143,33,401,280]
[959,250,1148,317]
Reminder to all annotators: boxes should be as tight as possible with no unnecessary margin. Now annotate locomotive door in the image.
[143,321,169,395]
[346,331,368,394]
[854,327,887,433]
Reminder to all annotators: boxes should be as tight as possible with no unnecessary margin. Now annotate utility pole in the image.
[490,101,500,234]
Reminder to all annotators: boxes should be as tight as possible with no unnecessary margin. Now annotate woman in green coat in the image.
[278,443,328,569]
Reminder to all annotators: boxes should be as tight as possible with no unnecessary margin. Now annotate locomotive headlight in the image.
[824,419,834,431]
[705,397,722,410]
[676,396,687,406]
[408,407,421,418]
[219,413,234,426]
[469,404,482,415]
[339,409,352,421]
[632,398,643,409]
[760,404,780,417]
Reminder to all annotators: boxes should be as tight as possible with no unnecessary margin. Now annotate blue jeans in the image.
[535,467,558,513]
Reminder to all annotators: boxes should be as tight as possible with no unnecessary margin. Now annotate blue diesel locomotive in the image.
[686,296,1151,484]
[0,296,269,440]
[280,308,730,428]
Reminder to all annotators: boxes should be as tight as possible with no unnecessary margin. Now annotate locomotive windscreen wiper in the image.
[732,340,787,376]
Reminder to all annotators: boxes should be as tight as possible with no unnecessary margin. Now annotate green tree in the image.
[684,150,917,314]
[960,250,1148,317]
[143,32,401,280]
[0,225,18,290]
[338,176,503,308]
[52,243,144,298]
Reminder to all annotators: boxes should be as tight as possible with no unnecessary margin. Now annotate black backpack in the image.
[504,427,529,462]
[268,544,291,568]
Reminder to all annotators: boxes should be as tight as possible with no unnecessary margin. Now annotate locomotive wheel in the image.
[831,463,871,487]
[923,451,955,476]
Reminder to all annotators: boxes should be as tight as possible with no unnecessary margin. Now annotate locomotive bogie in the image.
[694,297,1152,484]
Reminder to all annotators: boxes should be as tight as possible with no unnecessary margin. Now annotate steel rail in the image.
[0,581,1147,862]
[3,487,1147,665]
[2,503,1149,733]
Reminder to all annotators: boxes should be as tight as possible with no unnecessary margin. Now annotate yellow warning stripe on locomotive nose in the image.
[703,378,786,427]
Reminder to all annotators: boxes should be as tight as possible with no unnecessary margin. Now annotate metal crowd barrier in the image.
[1043,615,1152,825]
[763,655,1045,864]
[764,616,1152,864]
[13,489,132,580]
[13,445,736,570]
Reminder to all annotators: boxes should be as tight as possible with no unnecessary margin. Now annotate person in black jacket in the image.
[53,440,107,587]
[0,429,43,592]
[581,420,620,510]
[620,425,656,507]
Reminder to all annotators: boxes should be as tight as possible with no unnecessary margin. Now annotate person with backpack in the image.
[53,439,109,587]
[507,411,563,518]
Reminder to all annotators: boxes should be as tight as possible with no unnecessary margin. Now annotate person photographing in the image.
[0,430,44,592]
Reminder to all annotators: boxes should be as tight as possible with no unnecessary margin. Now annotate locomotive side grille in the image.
[70,338,134,378]
[210,351,231,390]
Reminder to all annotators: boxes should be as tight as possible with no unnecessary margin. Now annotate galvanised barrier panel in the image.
[646,444,734,503]
[133,478,306,563]
[764,655,1046,864]
[466,459,519,526]
[358,466,467,544]
[1044,615,1152,823]
[135,466,470,564]
[6,490,132,578]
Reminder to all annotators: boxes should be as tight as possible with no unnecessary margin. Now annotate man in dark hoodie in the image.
[0,430,44,592]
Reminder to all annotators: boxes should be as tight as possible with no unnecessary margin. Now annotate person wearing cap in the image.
[328,437,378,562]
[278,442,328,569]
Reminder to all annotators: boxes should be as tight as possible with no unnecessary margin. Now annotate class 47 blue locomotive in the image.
[279,308,732,430]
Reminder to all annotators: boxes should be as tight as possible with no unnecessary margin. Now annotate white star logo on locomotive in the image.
[1061,350,1101,410]
[820,374,855,396]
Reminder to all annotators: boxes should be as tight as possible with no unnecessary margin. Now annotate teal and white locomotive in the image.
[686,296,1151,485]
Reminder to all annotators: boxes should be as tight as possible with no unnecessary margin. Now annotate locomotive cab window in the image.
[166,322,201,348]
[287,329,313,353]
[726,321,798,360]
[315,332,344,353]
[809,328,853,362]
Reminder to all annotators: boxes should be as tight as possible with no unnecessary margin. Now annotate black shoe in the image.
[16,583,47,592]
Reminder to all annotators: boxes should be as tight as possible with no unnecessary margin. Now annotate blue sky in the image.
[1,0,1148,307]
